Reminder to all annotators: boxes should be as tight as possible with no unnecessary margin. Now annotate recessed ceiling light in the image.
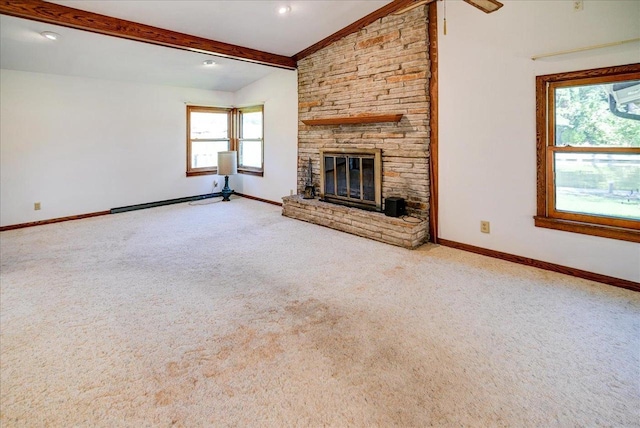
[203,60,216,66]
[278,6,291,14]
[40,31,60,41]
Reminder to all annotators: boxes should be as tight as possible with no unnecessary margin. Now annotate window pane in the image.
[554,80,640,148]
[555,152,640,220]
[239,140,262,168]
[190,112,228,139]
[241,111,263,139]
[191,140,229,168]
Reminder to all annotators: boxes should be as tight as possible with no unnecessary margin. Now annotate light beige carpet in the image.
[1,197,638,427]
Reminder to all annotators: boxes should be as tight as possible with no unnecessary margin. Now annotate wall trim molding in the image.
[437,238,639,292]
[0,210,111,231]
[235,192,283,207]
[0,193,221,231]
[0,193,283,232]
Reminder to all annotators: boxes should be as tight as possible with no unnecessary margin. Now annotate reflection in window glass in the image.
[191,141,229,168]
[362,158,375,201]
[241,111,263,139]
[324,156,335,195]
[190,112,228,139]
[239,140,262,168]
[554,153,640,220]
[336,157,347,197]
[349,157,361,199]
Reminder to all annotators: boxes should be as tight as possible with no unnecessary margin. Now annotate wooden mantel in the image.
[301,114,403,126]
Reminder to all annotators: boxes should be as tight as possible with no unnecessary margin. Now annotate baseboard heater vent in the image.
[110,193,221,214]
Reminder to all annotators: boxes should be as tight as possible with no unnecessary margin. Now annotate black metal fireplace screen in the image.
[319,148,382,211]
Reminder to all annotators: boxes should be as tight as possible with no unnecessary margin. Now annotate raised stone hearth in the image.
[282,196,428,249]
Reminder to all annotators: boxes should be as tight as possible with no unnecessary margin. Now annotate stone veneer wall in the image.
[287,5,431,246]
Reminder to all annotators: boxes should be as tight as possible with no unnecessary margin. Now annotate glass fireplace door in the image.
[319,149,382,211]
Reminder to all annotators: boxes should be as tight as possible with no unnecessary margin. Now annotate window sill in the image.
[238,169,264,177]
[534,216,640,243]
[186,170,217,177]
[187,169,264,177]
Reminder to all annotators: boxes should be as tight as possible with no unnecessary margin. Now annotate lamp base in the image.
[221,175,233,201]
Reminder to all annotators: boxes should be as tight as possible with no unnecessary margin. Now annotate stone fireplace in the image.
[282,5,431,249]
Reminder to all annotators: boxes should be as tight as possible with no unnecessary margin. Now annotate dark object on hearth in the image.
[385,197,406,217]
[303,157,315,199]
[303,186,315,199]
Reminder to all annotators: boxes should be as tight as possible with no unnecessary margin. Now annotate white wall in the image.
[437,0,640,282]
[233,69,298,203]
[0,70,234,226]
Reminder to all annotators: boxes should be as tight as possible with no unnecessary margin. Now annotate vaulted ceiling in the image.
[49,0,393,58]
[1,0,406,92]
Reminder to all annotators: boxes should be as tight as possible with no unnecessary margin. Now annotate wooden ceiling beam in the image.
[0,0,297,70]
[293,0,437,62]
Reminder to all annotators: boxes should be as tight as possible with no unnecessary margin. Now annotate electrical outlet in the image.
[290,189,294,196]
[480,221,490,234]
[573,1,583,11]
[34,202,41,211]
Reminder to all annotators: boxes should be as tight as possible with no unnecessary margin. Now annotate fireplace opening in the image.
[319,148,382,211]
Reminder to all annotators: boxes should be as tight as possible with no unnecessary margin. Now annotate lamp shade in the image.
[217,151,238,175]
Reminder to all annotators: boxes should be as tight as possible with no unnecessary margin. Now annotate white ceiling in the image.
[51,1,392,57]
[0,1,391,92]
[0,14,280,92]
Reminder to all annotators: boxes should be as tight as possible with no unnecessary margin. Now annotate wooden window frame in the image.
[534,63,640,243]
[186,105,265,177]
[186,106,232,177]
[236,105,264,177]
